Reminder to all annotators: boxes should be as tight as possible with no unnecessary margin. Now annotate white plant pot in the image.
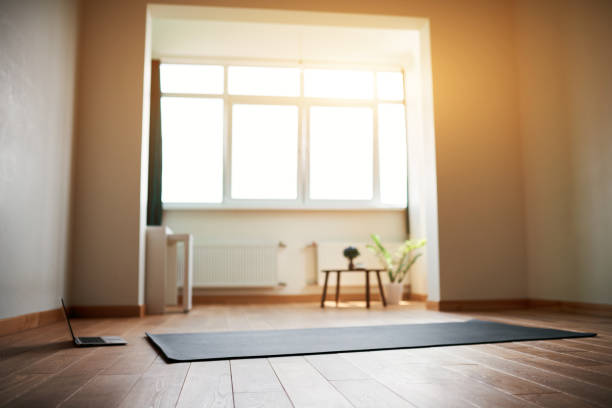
[384,282,404,305]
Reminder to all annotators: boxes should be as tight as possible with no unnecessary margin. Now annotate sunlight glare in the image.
[161,97,224,203]
[304,69,374,100]
[231,104,299,199]
[309,106,374,200]
[160,64,224,94]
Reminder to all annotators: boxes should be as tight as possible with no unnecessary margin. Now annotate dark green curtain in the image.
[147,59,163,226]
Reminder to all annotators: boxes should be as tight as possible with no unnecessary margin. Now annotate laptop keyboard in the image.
[78,337,106,344]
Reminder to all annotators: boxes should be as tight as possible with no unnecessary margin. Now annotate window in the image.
[161,97,224,203]
[231,104,298,199]
[304,69,374,100]
[228,66,300,97]
[159,63,408,209]
[160,64,223,94]
[309,106,373,200]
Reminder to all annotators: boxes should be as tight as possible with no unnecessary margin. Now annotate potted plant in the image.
[343,246,360,270]
[367,234,426,305]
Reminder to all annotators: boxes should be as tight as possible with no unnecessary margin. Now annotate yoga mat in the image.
[146,319,595,362]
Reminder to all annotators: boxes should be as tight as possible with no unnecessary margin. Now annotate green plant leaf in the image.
[369,234,426,284]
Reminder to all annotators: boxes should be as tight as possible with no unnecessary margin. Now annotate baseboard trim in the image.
[409,293,428,302]
[182,291,428,305]
[0,308,63,337]
[431,299,530,312]
[186,293,384,305]
[528,299,612,317]
[69,305,145,318]
[426,298,612,316]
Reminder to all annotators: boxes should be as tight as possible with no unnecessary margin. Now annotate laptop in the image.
[61,299,127,347]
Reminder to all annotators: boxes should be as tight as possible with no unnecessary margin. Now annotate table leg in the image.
[365,271,370,308]
[376,271,387,307]
[321,271,330,308]
[335,271,341,306]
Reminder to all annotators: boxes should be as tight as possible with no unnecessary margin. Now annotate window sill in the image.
[162,203,406,211]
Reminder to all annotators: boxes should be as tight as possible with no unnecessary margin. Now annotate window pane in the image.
[161,97,223,203]
[231,104,298,199]
[228,66,300,97]
[309,107,373,200]
[377,72,404,101]
[304,69,374,99]
[160,64,223,94]
[379,104,407,206]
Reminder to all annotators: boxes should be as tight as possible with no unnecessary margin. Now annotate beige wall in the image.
[70,0,149,306]
[516,0,612,304]
[0,0,79,318]
[72,0,529,306]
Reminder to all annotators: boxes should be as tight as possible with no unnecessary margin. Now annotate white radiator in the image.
[316,242,402,286]
[176,244,279,287]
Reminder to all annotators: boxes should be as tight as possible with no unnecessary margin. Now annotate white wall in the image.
[517,0,612,305]
[164,209,425,293]
[0,0,79,318]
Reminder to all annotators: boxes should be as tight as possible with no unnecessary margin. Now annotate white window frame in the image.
[160,58,408,211]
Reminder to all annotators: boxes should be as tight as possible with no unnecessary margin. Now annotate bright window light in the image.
[231,104,299,199]
[228,66,300,97]
[304,69,374,100]
[379,104,408,206]
[161,97,224,203]
[377,72,405,101]
[158,63,410,208]
[160,64,223,94]
[309,106,373,200]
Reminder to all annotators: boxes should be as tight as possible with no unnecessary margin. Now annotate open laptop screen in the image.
[61,298,77,342]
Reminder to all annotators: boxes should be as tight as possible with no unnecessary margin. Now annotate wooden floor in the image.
[1,301,611,407]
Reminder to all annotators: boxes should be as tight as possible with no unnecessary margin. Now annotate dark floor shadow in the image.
[0,340,73,360]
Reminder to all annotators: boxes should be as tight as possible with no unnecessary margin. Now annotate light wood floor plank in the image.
[443,363,552,395]
[305,354,370,381]
[518,392,599,408]
[101,348,157,375]
[497,343,604,367]
[176,361,233,408]
[331,379,415,408]
[8,373,100,408]
[234,391,293,408]
[441,377,540,408]
[230,358,294,407]
[444,345,612,407]
[509,356,612,389]
[0,373,48,407]
[58,374,139,408]
[561,339,612,353]
[376,382,477,408]
[118,360,190,408]
[269,356,353,407]
[231,358,285,393]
